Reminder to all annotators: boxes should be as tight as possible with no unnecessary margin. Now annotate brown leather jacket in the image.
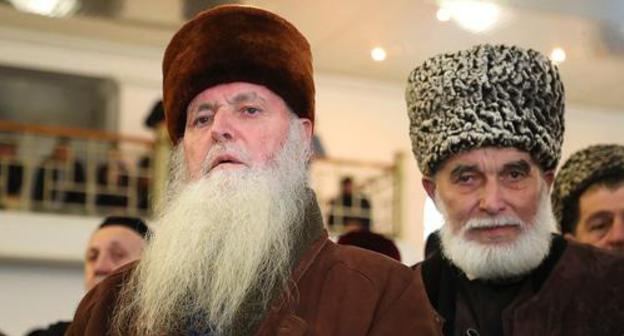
[67,232,442,335]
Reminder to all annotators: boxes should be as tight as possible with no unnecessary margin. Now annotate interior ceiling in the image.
[1,0,623,111]
[242,0,624,111]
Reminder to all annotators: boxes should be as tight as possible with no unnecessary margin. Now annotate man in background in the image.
[0,141,23,208]
[27,216,148,336]
[551,144,624,253]
[83,216,148,290]
[327,176,372,230]
[32,138,86,208]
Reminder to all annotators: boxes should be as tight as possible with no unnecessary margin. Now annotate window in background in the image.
[0,65,118,131]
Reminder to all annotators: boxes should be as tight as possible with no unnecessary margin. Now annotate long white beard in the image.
[438,182,556,280]
[114,119,312,335]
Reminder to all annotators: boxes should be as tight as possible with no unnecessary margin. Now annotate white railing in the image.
[0,120,155,217]
[0,120,404,236]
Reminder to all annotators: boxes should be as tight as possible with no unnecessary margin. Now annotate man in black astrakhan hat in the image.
[406,44,624,335]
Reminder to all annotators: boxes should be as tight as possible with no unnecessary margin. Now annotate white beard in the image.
[438,182,556,280]
[113,119,313,335]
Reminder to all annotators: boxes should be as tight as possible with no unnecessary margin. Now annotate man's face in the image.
[423,147,556,279]
[84,226,146,290]
[574,184,624,253]
[425,147,553,245]
[118,104,315,334]
[182,82,312,180]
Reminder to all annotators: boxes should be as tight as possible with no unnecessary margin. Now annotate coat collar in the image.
[418,234,567,336]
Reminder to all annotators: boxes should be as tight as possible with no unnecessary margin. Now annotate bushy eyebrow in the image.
[450,164,478,178]
[448,159,531,178]
[501,160,531,174]
[194,102,220,114]
[187,102,220,126]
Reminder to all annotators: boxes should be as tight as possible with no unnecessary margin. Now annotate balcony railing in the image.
[0,120,155,217]
[0,119,404,236]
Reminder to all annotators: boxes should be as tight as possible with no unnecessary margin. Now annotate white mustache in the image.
[464,216,524,230]
[201,144,252,175]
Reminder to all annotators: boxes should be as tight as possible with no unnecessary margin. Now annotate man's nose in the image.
[479,180,506,215]
[93,255,114,276]
[606,216,624,251]
[210,111,234,143]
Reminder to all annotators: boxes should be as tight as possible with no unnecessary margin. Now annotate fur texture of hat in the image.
[405,44,565,176]
[163,5,314,144]
[551,144,624,233]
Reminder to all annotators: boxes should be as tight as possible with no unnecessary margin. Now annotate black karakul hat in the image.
[551,144,624,233]
[406,44,565,176]
[99,216,150,238]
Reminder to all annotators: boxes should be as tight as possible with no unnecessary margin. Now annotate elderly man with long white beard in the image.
[406,44,624,336]
[66,5,439,336]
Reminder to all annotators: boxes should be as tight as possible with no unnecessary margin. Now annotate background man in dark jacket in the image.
[406,44,624,335]
[67,5,439,336]
[32,139,86,208]
[327,176,372,230]
[552,144,624,254]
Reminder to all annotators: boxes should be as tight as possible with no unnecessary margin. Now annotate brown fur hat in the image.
[163,5,315,144]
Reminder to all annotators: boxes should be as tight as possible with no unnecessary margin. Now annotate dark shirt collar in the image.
[420,234,568,336]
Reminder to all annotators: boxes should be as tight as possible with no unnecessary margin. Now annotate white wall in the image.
[0,261,84,336]
[0,212,100,262]
[0,212,101,336]
[0,23,164,140]
[562,104,624,159]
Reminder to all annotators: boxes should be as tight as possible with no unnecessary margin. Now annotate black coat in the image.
[26,321,70,336]
[414,235,624,336]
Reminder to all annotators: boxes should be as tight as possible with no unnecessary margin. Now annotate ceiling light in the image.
[550,47,566,64]
[436,8,451,22]
[438,0,501,33]
[7,0,79,17]
[371,47,387,62]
